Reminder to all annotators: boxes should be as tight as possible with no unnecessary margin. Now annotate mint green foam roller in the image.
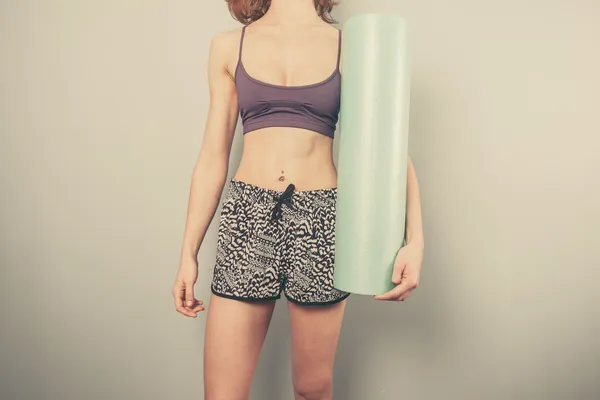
[333,14,411,296]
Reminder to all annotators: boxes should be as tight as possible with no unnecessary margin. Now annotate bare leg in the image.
[288,299,347,400]
[204,294,276,400]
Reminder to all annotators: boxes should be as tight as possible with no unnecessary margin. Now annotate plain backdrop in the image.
[1,1,599,399]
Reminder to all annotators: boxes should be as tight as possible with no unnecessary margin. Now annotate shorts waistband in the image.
[227,179,337,212]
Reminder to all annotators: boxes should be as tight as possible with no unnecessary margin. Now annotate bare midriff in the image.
[233,127,337,192]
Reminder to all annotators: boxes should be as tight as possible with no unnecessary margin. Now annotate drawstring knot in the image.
[271,184,295,221]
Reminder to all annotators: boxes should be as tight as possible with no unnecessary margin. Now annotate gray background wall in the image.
[1,1,599,399]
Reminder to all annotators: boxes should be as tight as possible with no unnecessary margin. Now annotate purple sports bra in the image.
[234,26,342,139]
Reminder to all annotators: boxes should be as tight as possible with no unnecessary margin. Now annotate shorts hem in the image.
[211,287,281,302]
[284,292,351,306]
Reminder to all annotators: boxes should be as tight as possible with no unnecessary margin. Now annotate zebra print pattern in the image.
[211,179,351,305]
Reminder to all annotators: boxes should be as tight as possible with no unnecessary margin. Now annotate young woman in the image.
[172,0,425,399]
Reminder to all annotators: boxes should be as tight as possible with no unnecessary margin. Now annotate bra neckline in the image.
[236,59,340,90]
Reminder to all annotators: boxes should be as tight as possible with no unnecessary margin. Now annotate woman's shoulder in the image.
[206,27,246,72]
[210,26,244,51]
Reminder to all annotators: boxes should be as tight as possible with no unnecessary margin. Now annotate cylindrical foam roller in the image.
[334,14,411,296]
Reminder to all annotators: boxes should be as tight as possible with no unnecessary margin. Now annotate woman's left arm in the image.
[374,156,425,302]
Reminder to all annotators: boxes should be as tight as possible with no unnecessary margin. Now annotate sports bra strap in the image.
[238,25,247,62]
[336,29,342,70]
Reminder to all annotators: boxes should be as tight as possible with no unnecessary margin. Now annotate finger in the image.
[191,303,205,313]
[398,288,415,302]
[176,304,197,317]
[173,285,187,310]
[188,298,204,310]
[186,298,204,306]
[391,262,407,285]
[175,294,197,317]
[373,282,408,301]
[374,289,401,301]
[173,285,197,317]
[374,280,414,301]
[173,289,184,309]
[185,301,205,315]
[184,281,196,308]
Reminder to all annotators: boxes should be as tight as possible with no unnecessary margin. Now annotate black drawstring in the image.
[271,183,295,221]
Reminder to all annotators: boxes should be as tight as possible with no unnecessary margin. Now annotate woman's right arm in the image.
[173,31,239,317]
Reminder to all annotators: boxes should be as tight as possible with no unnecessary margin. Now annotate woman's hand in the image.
[172,257,205,317]
[374,242,424,302]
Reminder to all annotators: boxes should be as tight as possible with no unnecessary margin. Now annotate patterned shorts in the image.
[211,179,350,305]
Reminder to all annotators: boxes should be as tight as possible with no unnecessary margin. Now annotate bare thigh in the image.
[288,299,347,399]
[204,294,276,400]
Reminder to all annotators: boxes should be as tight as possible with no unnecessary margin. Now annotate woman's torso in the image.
[226,23,342,192]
